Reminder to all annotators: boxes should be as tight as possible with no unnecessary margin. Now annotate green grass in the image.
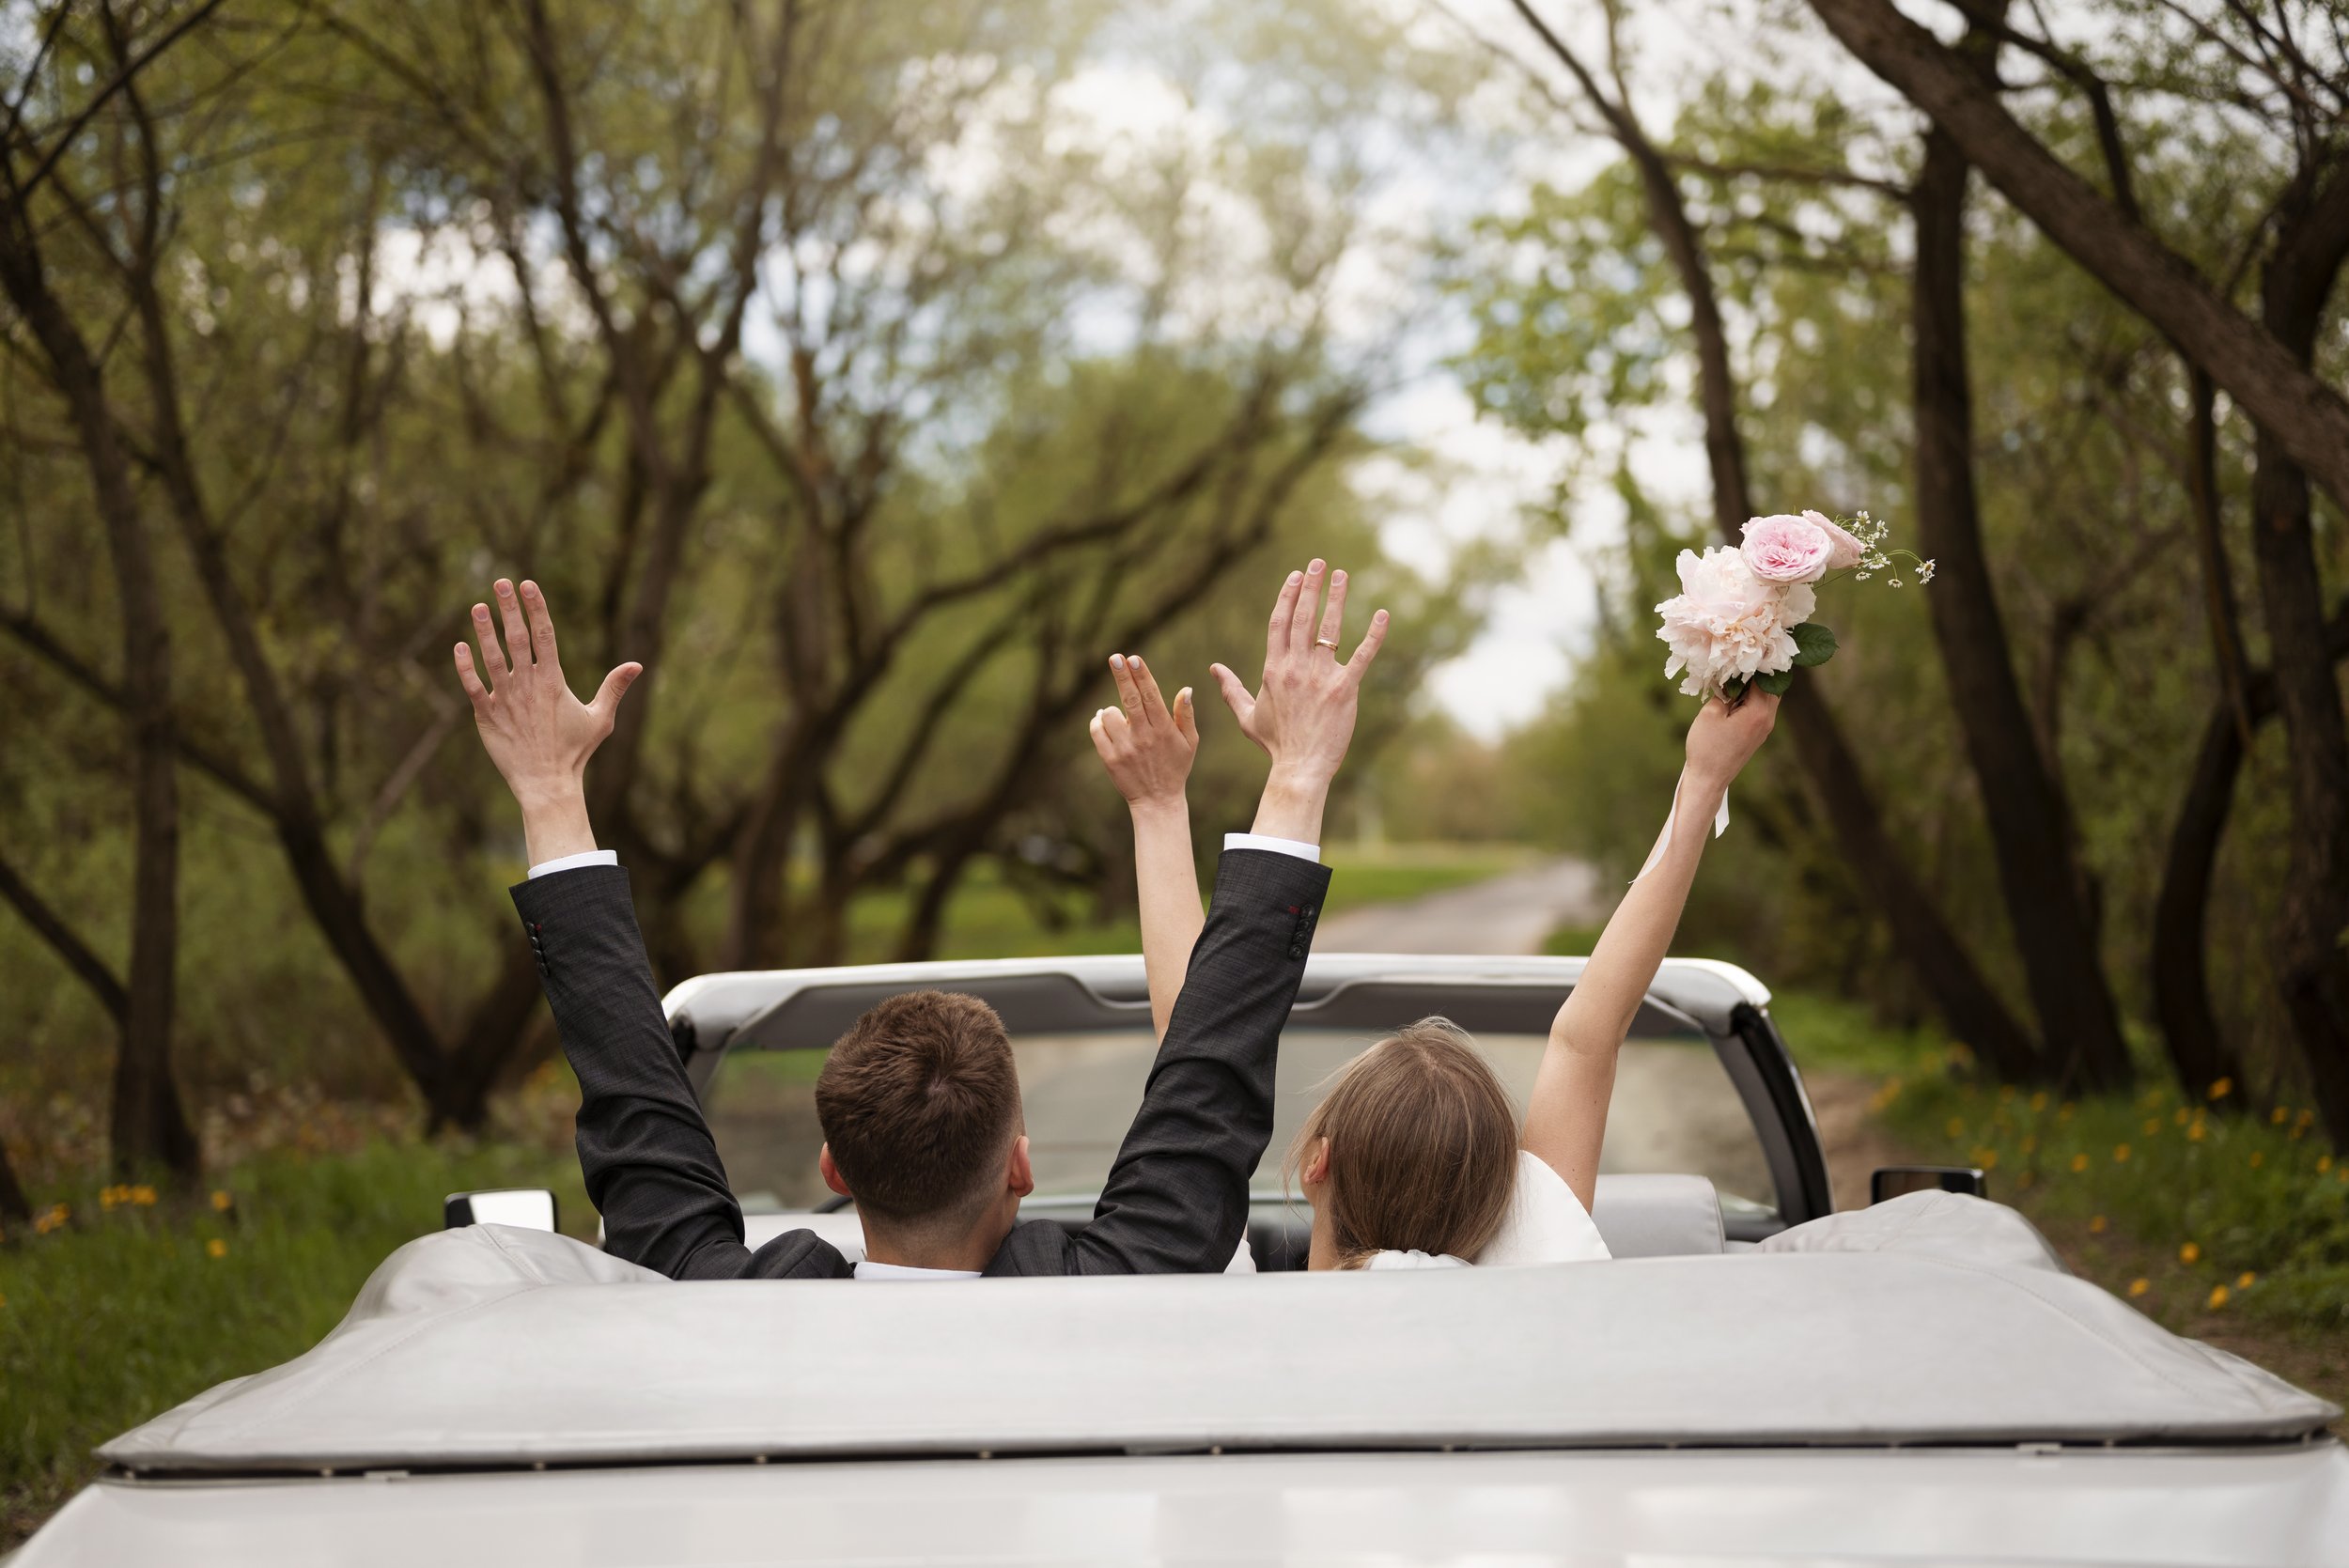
[0,1140,589,1549]
[834,842,1530,965]
[1746,986,2349,1334]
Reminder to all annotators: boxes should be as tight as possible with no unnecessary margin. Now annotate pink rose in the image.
[1740,515,1834,583]
[1803,508,1866,570]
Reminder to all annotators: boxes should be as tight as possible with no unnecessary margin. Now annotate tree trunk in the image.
[0,208,198,1180]
[0,1138,29,1227]
[433,946,560,1132]
[1525,15,2045,1078]
[2146,613,2349,1102]
[897,842,981,963]
[2247,167,2349,1144]
[2246,266,2349,1141]
[2153,694,2259,1098]
[1907,20,2132,1090]
[1804,0,2349,515]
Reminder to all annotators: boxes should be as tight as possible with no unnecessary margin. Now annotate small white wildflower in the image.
[1918,560,1937,583]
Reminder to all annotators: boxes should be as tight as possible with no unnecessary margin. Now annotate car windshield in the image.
[706,1026,1777,1221]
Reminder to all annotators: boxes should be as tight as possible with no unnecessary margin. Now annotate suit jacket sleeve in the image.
[510,864,848,1281]
[1055,847,1330,1276]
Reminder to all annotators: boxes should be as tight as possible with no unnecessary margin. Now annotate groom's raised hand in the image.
[453,578,641,865]
[1210,558,1388,844]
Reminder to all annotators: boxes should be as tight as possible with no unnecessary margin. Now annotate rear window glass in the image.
[705,1027,1775,1219]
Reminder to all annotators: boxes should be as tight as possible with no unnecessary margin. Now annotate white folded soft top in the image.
[103,1196,2334,1472]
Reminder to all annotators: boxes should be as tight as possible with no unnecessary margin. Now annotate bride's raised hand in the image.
[1686,690,1779,790]
[1089,653,1197,811]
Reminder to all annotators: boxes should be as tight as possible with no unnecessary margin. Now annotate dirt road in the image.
[1315,857,1608,956]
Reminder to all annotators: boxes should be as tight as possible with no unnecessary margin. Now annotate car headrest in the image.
[1590,1173,1726,1257]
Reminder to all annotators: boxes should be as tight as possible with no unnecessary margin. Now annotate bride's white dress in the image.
[1365,1149,1613,1269]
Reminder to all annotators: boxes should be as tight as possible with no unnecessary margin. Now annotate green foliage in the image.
[0,1139,591,1548]
[0,0,1501,1133]
[1874,1050,2349,1334]
[1455,8,2346,1099]
[1789,622,1836,668]
[1737,983,2349,1331]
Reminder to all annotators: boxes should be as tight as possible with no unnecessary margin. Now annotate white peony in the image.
[1655,546,1815,699]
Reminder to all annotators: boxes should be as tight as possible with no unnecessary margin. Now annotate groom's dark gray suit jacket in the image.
[511,849,1328,1280]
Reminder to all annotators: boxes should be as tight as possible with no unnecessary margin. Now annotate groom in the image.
[456,562,1383,1279]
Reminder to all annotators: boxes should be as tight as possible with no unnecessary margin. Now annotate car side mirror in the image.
[444,1188,559,1233]
[1870,1166,1985,1204]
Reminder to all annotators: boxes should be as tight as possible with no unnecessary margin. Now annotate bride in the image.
[1088,613,1778,1270]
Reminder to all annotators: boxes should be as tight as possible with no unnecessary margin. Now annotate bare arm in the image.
[1090,654,1204,1040]
[1520,693,1779,1211]
[1072,558,1387,1275]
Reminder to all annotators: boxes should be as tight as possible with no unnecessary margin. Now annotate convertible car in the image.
[15,954,2346,1565]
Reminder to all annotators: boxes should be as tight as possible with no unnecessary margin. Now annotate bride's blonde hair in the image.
[1284,1017,1517,1269]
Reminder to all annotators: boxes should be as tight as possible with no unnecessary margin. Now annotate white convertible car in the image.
[16,955,2346,1565]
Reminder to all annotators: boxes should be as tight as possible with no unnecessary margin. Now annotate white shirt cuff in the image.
[527,849,619,878]
[1222,832,1319,863]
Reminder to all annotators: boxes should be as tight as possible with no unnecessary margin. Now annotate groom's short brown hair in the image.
[817,989,1021,1225]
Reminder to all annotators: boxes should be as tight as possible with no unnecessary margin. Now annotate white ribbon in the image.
[1632,767,1729,884]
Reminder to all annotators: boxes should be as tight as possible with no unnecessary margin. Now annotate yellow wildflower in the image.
[2070,1153,2091,1173]
[130,1184,156,1206]
[2296,1109,2315,1128]
[2236,1271,2257,1290]
[2321,1156,2335,1173]
[32,1203,68,1234]
[2187,1120,2207,1142]
[2142,1118,2160,1137]
[2128,1279,2150,1297]
[2059,1102,2077,1121]
[2173,1107,2189,1126]
[2272,1107,2289,1126]
[1972,1147,2000,1172]
[2020,1134,2037,1156]
[210,1189,232,1212]
[1999,1085,2016,1104]
[2207,1284,2230,1310]
[2113,1143,2132,1164]
[2180,1241,2200,1265]
[206,1237,228,1259]
[2030,1092,2048,1113]
[2208,1077,2232,1101]
[1946,1117,1967,1139]
[2089,1215,2108,1234]
[2249,1152,2264,1170]
[2337,1166,2346,1185]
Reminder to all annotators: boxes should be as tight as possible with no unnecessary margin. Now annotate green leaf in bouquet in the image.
[1755,668,1795,695]
[1791,621,1838,668]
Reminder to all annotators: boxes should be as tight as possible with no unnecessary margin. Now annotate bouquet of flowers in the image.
[1656,509,1932,704]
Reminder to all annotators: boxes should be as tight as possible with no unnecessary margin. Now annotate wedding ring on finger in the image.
[1315,637,1340,653]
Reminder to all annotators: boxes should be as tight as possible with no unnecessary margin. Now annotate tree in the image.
[0,0,1471,1131]
[1804,0,2349,1137]
[1491,0,2046,1078]
[0,0,220,1177]
[1906,3,2131,1086]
